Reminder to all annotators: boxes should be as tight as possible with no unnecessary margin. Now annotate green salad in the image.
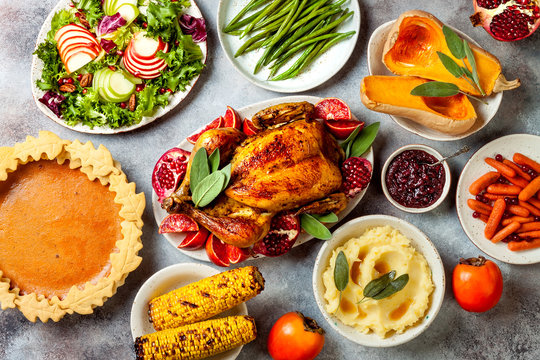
[34,0,206,129]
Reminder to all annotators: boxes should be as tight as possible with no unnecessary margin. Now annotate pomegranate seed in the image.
[57,78,64,85]
[495,154,503,162]
[108,65,116,72]
[120,102,127,109]
[142,22,148,28]
[166,88,173,93]
[65,78,74,84]
[534,216,540,222]
[174,40,179,46]
[510,198,519,205]
[136,84,145,92]
[116,50,124,56]
[160,88,166,94]
[82,88,87,94]
[472,212,480,219]
[69,2,75,7]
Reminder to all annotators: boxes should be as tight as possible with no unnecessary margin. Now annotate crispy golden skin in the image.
[251,101,315,129]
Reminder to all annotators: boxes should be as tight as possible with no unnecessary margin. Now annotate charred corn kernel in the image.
[134,315,257,360]
[149,266,265,331]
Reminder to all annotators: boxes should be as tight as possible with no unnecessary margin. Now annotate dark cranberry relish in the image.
[386,149,445,208]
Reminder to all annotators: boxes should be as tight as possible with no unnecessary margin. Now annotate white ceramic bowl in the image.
[456,134,540,265]
[131,263,248,360]
[312,215,445,347]
[381,144,451,213]
[216,0,360,93]
[367,21,502,141]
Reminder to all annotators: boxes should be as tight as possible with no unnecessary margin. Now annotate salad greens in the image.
[34,0,205,129]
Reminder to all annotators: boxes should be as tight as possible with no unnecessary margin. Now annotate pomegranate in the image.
[152,147,190,203]
[341,157,372,198]
[470,0,540,41]
[323,119,364,140]
[253,213,300,257]
[159,214,199,233]
[186,116,225,144]
[178,227,209,249]
[314,98,352,120]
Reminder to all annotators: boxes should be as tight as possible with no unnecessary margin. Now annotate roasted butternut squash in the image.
[383,10,520,96]
[360,75,477,135]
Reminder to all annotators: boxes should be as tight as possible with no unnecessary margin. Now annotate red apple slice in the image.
[65,51,97,74]
[57,29,99,45]
[54,24,92,42]
[60,43,100,62]
[130,32,167,60]
[122,53,164,79]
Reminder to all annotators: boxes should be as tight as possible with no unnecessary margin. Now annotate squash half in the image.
[360,75,477,135]
[382,10,520,96]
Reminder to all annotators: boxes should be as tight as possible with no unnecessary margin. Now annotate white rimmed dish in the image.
[366,20,502,141]
[456,134,540,265]
[217,0,360,93]
[312,215,445,347]
[31,0,207,134]
[381,144,451,213]
[130,263,248,360]
[152,95,374,263]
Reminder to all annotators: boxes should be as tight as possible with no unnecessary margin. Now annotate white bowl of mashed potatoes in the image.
[312,215,445,347]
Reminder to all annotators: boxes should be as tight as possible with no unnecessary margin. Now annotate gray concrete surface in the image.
[0,0,539,359]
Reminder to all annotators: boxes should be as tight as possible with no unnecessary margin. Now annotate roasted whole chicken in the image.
[163,102,348,248]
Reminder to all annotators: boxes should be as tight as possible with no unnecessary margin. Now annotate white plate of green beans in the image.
[217,0,360,93]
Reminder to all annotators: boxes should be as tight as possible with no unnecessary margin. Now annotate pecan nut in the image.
[59,84,77,93]
[78,13,91,29]
[79,73,93,88]
[128,94,137,112]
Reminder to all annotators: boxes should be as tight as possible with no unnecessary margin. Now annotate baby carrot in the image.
[479,214,489,223]
[507,204,530,218]
[502,174,529,189]
[469,171,500,195]
[517,222,540,233]
[519,200,540,217]
[518,230,540,238]
[501,216,534,226]
[518,177,540,201]
[484,193,515,200]
[527,197,540,210]
[486,184,522,195]
[467,199,493,216]
[508,238,540,251]
[503,160,532,181]
[485,157,516,178]
[492,221,521,243]
[485,199,506,240]
[513,153,540,173]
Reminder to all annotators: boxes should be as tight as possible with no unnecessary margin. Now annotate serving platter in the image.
[130,263,248,360]
[31,0,208,134]
[152,95,374,262]
[456,134,540,265]
[367,20,502,142]
[216,0,360,93]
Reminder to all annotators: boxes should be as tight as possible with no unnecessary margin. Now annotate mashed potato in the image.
[322,226,434,338]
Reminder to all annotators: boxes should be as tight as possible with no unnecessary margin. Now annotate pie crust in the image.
[0,131,145,322]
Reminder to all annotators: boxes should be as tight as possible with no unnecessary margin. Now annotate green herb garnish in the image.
[189,148,210,193]
[300,213,332,240]
[190,148,233,208]
[312,212,339,223]
[333,251,349,303]
[358,271,409,303]
[208,148,221,173]
[340,122,379,158]
[192,172,226,207]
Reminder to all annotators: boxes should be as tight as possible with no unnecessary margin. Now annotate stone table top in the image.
[0,0,539,359]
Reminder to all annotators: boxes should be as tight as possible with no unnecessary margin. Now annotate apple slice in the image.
[116,3,139,24]
[107,72,136,100]
[57,32,100,50]
[130,32,167,60]
[60,43,100,63]
[122,53,162,79]
[65,51,97,74]
[54,24,93,42]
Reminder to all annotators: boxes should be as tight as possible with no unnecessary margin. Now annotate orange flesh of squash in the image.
[384,16,501,96]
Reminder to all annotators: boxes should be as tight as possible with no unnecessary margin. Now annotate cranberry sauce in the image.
[385,149,445,208]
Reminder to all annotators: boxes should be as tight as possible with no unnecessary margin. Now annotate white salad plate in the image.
[152,95,374,263]
[31,0,207,134]
[130,263,248,360]
[367,20,502,142]
[456,134,540,265]
[217,0,360,93]
[312,215,445,347]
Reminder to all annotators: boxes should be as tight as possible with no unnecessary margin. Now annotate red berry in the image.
[77,74,83,81]
[136,84,145,92]
[495,154,503,162]
[166,88,173,93]
[82,89,87,94]
[160,88,166,94]
[174,40,179,46]
[116,50,124,56]
[120,102,127,109]
[65,78,74,84]
[108,65,116,72]
[472,212,480,219]
[142,22,148,28]
[57,78,64,85]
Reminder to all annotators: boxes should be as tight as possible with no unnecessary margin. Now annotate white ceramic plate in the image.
[217,0,360,93]
[152,95,374,262]
[456,134,540,265]
[130,263,248,360]
[367,21,502,142]
[31,0,207,134]
[312,215,445,347]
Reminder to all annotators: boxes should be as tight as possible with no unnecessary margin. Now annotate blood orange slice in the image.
[159,214,199,233]
[314,97,352,120]
[186,116,225,144]
[205,234,230,267]
[324,119,364,140]
[223,106,242,129]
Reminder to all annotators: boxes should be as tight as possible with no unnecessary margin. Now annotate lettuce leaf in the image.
[47,9,77,42]
[146,0,190,42]
[75,0,104,28]
[179,14,206,42]
[34,41,66,90]
[97,13,127,36]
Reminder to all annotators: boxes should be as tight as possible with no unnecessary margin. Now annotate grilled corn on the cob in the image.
[135,315,257,360]
[149,266,264,331]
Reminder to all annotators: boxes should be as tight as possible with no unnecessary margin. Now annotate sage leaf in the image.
[208,148,220,173]
[220,163,232,191]
[334,251,349,292]
[313,212,339,223]
[192,172,226,208]
[363,271,395,298]
[461,66,473,79]
[350,122,379,158]
[442,25,465,59]
[345,140,353,159]
[371,274,409,300]
[190,148,210,194]
[300,213,332,240]
[463,40,485,95]
[437,52,465,78]
[340,123,362,151]
[410,81,460,97]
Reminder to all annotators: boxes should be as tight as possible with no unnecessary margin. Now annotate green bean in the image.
[241,0,286,38]
[224,0,269,33]
[244,38,267,53]
[289,10,353,49]
[235,23,280,57]
[252,1,295,31]
[271,41,323,81]
[224,7,266,33]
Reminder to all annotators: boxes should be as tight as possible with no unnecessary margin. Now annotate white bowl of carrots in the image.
[456,134,540,265]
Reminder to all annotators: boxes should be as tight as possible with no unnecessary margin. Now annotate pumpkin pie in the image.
[0,131,145,322]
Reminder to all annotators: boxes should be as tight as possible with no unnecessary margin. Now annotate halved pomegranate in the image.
[242,118,260,136]
[227,245,251,264]
[186,116,225,144]
[341,157,373,198]
[223,106,242,129]
[252,213,300,257]
[159,214,199,234]
[205,234,230,267]
[470,0,540,41]
[314,98,352,120]
[324,119,364,140]
[178,227,209,249]
[152,147,190,203]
